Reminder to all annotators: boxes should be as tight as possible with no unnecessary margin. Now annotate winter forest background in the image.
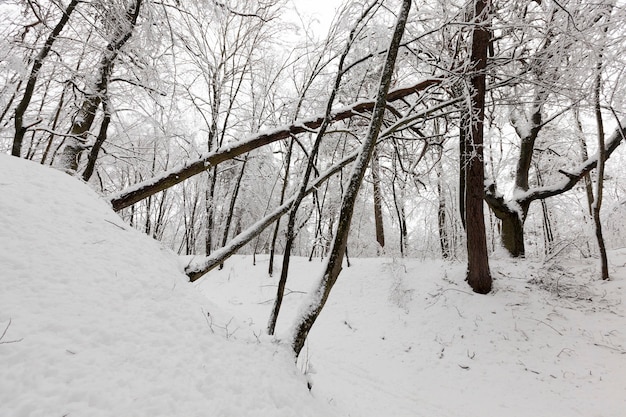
[2,0,626,394]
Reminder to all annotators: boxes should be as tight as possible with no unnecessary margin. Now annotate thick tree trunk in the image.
[57,0,142,172]
[500,212,525,258]
[291,0,411,358]
[464,0,492,294]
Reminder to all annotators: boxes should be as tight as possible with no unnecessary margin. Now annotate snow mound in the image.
[0,155,334,417]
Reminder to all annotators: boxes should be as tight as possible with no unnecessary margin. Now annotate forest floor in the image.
[199,254,626,417]
[1,153,625,417]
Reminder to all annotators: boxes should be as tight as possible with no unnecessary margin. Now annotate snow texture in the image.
[0,155,335,417]
[2,153,625,417]
[200,257,626,417]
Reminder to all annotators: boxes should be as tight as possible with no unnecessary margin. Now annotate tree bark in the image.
[291,0,411,358]
[436,146,450,259]
[82,99,111,181]
[267,2,379,335]
[268,138,294,276]
[219,158,248,270]
[57,0,143,172]
[372,145,385,253]
[464,0,492,294]
[593,58,609,280]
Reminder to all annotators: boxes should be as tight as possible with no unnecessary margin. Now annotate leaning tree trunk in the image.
[186,152,358,281]
[266,0,377,336]
[108,78,441,212]
[291,0,411,358]
[464,0,492,294]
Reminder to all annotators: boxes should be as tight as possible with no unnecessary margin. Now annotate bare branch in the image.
[108,78,443,211]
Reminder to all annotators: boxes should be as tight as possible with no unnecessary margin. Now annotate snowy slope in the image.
[0,155,335,417]
[199,255,626,417]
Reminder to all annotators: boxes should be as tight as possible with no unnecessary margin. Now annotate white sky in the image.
[289,0,343,36]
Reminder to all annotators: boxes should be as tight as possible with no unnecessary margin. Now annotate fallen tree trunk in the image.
[185,151,358,282]
[109,78,442,211]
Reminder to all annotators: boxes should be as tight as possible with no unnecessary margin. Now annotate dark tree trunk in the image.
[500,212,525,257]
[82,99,111,182]
[269,138,294,276]
[593,59,609,280]
[464,0,492,294]
[371,145,385,253]
[12,0,80,157]
[266,0,386,336]
[205,168,218,255]
[437,160,450,259]
[219,158,248,270]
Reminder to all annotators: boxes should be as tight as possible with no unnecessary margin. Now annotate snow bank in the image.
[0,155,334,417]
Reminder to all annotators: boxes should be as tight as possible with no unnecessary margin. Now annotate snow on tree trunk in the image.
[290,0,412,359]
[185,153,357,282]
[108,78,442,211]
[464,0,492,294]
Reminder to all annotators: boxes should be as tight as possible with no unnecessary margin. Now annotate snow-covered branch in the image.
[518,117,626,204]
[185,152,358,282]
[108,78,443,211]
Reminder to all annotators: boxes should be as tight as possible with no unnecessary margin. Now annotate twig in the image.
[201,308,214,334]
[530,318,563,336]
[104,219,126,231]
[593,343,626,354]
[0,319,23,344]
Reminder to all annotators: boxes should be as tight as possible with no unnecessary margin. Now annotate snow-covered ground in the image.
[199,255,626,417]
[1,154,625,416]
[0,155,334,417]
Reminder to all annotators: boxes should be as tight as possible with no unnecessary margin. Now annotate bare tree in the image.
[291,0,412,358]
[11,0,80,157]
[56,0,144,172]
[108,78,441,211]
[267,0,382,336]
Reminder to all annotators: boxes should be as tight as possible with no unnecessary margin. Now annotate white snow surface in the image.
[0,155,334,417]
[2,154,626,417]
[200,258,626,416]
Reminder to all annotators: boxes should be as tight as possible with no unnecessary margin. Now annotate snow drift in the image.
[0,155,334,417]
